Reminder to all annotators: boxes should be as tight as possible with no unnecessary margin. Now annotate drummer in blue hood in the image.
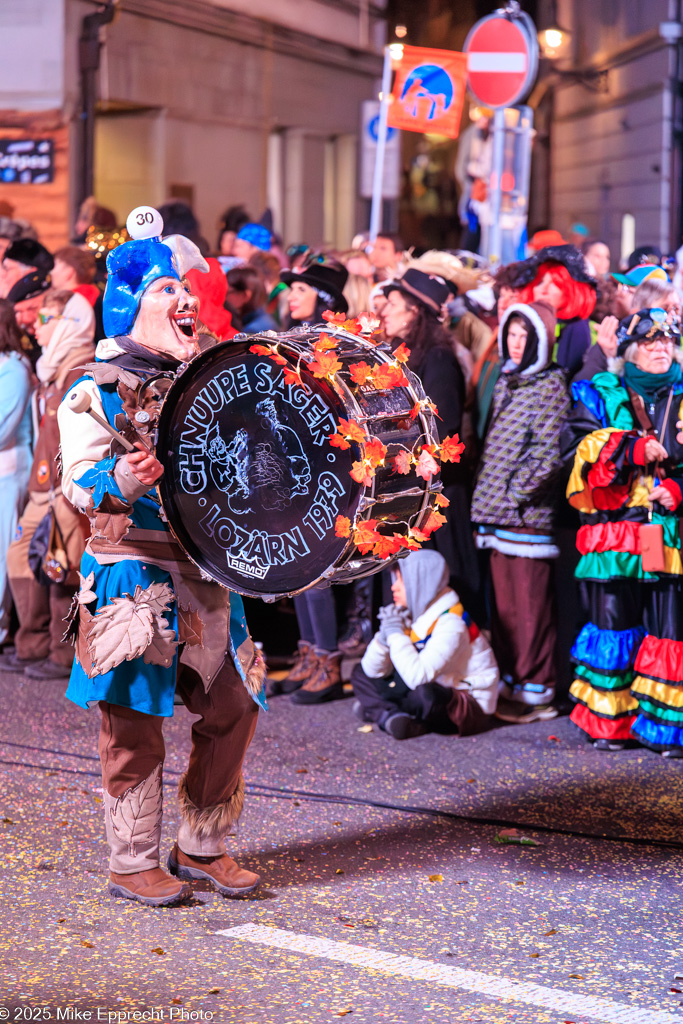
[57,207,265,907]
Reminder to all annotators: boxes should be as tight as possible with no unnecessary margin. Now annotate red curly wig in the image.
[519,262,596,321]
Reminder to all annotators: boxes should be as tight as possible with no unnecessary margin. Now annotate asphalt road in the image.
[1,668,682,1024]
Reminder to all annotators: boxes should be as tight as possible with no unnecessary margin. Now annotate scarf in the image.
[623,360,682,402]
[106,334,182,375]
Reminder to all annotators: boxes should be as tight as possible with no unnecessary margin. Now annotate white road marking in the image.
[468,52,527,72]
[217,923,678,1024]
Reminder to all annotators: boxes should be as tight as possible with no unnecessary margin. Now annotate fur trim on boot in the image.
[177,773,245,840]
[244,648,267,700]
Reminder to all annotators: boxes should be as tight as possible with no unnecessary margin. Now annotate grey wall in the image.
[64,0,383,247]
[537,0,679,259]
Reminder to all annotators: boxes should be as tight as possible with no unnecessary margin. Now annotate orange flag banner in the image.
[387,45,468,139]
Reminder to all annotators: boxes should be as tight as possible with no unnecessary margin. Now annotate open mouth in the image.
[172,311,197,339]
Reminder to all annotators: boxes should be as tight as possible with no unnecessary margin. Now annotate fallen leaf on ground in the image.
[81,940,94,948]
[357,724,373,733]
[568,974,584,979]
[333,1009,353,1017]
[207,988,221,994]
[151,947,166,956]
[296,768,308,774]
[429,874,443,882]
[544,929,557,936]
[336,868,344,875]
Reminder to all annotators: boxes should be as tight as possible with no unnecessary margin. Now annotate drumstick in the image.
[67,388,139,453]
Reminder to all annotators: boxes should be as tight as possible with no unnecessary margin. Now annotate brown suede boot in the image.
[108,867,191,907]
[268,641,317,696]
[291,649,344,704]
[168,843,260,897]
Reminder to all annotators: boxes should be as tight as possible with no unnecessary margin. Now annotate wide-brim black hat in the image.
[281,261,349,314]
[509,243,597,290]
[617,307,682,356]
[7,271,50,304]
[4,238,54,276]
[388,267,450,315]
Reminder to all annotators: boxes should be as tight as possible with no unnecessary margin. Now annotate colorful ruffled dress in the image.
[562,367,683,752]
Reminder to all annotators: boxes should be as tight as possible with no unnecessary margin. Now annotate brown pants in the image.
[7,493,85,665]
[99,655,258,812]
[489,549,557,690]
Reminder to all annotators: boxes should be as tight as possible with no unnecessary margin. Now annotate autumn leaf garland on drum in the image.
[249,310,465,564]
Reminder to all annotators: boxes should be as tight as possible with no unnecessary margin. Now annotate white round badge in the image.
[126,206,164,240]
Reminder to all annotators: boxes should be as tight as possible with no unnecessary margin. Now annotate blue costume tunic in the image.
[63,368,264,717]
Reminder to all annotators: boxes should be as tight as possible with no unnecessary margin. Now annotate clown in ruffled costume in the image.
[561,308,683,756]
[58,209,266,906]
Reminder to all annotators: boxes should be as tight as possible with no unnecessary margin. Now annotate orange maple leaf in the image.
[313,333,338,353]
[399,535,422,551]
[250,343,286,366]
[393,342,411,364]
[357,313,381,335]
[349,361,373,385]
[372,362,408,390]
[338,418,366,444]
[422,508,448,535]
[373,533,402,559]
[341,317,362,335]
[415,449,439,481]
[283,366,305,388]
[329,432,351,450]
[322,311,347,324]
[411,528,430,543]
[439,434,466,463]
[392,450,413,475]
[353,518,379,554]
[307,350,342,378]
[350,461,375,487]
[365,438,387,468]
[409,399,440,420]
[335,515,351,538]
[434,493,450,508]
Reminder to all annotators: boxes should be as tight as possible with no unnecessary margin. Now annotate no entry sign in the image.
[464,12,538,109]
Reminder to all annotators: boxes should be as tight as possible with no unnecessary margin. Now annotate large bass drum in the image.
[156,325,441,599]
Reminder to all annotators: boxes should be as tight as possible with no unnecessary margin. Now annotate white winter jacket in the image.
[360,589,499,716]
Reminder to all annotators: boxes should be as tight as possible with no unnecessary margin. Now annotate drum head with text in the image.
[156,342,361,597]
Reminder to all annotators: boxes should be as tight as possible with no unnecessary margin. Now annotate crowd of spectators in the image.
[1,193,683,756]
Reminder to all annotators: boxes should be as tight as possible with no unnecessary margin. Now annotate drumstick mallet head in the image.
[67,388,139,453]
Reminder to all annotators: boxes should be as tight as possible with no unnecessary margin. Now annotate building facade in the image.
[532,0,683,259]
[0,0,385,249]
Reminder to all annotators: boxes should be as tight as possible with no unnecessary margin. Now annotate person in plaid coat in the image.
[471,301,569,723]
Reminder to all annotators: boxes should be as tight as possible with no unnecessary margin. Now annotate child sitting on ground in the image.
[351,550,499,739]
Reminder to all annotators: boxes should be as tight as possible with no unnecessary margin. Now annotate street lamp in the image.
[537,1,570,59]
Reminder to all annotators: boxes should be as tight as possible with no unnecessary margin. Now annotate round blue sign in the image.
[400,64,454,120]
[368,116,398,143]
